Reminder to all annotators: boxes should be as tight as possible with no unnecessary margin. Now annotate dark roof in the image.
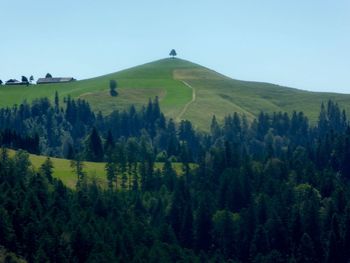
[37,77,76,84]
[5,79,24,85]
[6,79,20,83]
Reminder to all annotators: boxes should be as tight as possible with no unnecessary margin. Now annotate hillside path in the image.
[176,81,196,121]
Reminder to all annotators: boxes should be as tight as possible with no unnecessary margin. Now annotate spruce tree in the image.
[71,158,86,190]
[195,197,213,251]
[297,233,316,263]
[40,157,54,182]
[326,214,344,263]
[85,127,104,162]
[105,154,117,190]
[54,91,59,112]
[104,130,115,154]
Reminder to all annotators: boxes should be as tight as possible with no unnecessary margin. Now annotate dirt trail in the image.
[176,81,196,121]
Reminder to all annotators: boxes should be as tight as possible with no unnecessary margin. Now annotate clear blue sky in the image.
[1,0,350,93]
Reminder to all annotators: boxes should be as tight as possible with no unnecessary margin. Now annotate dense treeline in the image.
[0,93,199,162]
[1,99,350,262]
[0,129,39,154]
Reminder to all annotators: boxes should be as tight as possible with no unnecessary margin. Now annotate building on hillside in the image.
[37,77,76,84]
[5,79,24,85]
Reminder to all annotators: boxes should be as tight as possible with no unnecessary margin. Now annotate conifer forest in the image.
[1,94,350,262]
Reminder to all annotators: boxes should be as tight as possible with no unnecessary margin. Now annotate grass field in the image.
[2,58,350,130]
[8,150,187,189]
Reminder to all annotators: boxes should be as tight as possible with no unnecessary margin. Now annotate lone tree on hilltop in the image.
[169,49,177,58]
[109,80,118,97]
[46,73,52,78]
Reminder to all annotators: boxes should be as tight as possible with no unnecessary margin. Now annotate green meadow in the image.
[8,150,188,189]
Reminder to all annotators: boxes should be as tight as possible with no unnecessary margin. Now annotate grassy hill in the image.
[2,58,350,130]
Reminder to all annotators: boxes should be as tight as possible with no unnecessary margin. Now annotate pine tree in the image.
[104,130,115,154]
[71,158,86,190]
[105,153,117,190]
[212,210,236,258]
[326,214,344,263]
[0,207,15,250]
[344,204,350,260]
[54,91,59,113]
[168,178,186,237]
[153,96,161,121]
[250,226,270,259]
[85,127,104,162]
[265,212,288,253]
[66,143,75,160]
[318,102,328,137]
[296,233,316,263]
[71,226,94,263]
[121,172,128,191]
[195,197,213,251]
[181,202,194,248]
[40,157,54,182]
[126,138,139,190]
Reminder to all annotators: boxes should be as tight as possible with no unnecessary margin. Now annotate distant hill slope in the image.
[1,58,350,130]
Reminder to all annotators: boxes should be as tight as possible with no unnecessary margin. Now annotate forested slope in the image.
[1,98,350,262]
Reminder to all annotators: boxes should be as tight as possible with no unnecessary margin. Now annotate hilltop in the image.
[1,58,350,129]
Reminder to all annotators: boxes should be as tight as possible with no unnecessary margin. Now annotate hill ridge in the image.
[1,58,350,130]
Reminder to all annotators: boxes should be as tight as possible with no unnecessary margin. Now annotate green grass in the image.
[8,149,188,189]
[2,58,350,130]
[175,69,350,129]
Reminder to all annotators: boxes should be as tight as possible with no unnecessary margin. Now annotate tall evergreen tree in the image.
[326,214,344,263]
[71,158,86,190]
[40,157,54,182]
[195,196,213,251]
[297,233,316,263]
[54,91,59,112]
[85,127,104,162]
[105,153,117,190]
